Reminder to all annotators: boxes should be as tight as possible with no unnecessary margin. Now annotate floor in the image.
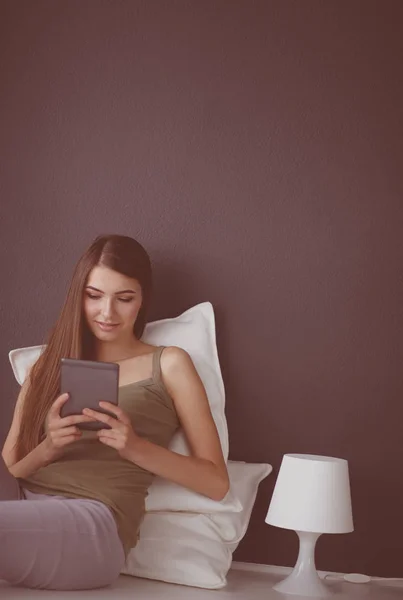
[1,566,403,599]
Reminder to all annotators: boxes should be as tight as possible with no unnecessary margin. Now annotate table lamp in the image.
[265,453,353,597]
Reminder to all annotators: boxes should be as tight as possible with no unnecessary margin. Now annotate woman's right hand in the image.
[43,393,95,462]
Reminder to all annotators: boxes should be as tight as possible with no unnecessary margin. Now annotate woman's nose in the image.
[100,299,115,320]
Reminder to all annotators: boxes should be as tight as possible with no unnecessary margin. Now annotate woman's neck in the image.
[95,337,144,363]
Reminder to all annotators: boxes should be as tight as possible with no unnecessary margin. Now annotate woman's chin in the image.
[88,323,134,344]
[91,326,120,340]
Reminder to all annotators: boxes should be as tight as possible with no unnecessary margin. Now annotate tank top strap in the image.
[152,346,166,383]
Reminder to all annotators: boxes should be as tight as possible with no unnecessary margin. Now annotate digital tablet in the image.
[60,358,119,431]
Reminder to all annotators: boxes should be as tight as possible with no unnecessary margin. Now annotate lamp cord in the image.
[324,573,403,586]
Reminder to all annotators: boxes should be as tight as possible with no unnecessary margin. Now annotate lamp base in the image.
[273,531,333,598]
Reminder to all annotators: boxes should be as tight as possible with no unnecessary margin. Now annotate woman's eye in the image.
[118,297,134,303]
[87,293,101,300]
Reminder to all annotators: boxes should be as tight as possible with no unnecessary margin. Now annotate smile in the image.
[95,322,119,331]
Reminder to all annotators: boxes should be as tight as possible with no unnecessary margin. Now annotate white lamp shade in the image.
[265,454,353,534]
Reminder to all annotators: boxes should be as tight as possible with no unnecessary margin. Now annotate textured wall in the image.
[1,0,403,576]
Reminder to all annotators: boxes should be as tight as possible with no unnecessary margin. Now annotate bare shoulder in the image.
[160,346,194,375]
[160,346,205,408]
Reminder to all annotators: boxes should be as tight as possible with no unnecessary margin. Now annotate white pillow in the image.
[208,461,272,551]
[141,302,228,459]
[8,302,240,514]
[8,344,43,386]
[122,461,272,588]
[146,476,240,513]
[122,513,232,588]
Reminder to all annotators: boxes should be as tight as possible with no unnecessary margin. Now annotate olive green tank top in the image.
[19,346,179,557]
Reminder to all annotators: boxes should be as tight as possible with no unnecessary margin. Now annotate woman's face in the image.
[83,265,143,342]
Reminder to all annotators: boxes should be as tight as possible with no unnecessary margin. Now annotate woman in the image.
[1,234,229,590]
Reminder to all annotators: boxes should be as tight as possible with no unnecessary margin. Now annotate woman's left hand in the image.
[82,403,139,461]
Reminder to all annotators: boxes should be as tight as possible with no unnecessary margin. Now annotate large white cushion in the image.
[8,302,240,514]
[209,461,272,551]
[142,302,228,459]
[146,476,240,514]
[122,461,272,588]
[123,513,232,588]
[8,344,43,387]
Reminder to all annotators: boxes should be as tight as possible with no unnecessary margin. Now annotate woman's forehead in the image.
[86,265,141,292]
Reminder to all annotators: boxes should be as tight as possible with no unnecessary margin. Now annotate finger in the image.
[82,408,119,428]
[58,414,97,428]
[53,426,81,438]
[48,393,70,417]
[48,414,95,432]
[98,436,116,447]
[96,428,116,438]
[99,402,131,425]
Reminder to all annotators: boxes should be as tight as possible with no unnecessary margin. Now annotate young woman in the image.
[1,234,229,590]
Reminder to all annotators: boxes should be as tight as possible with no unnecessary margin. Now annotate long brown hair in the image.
[15,234,152,460]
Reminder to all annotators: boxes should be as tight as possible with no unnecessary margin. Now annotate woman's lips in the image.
[95,322,119,331]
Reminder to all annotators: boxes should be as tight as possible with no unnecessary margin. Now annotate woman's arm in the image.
[126,436,229,501]
[128,347,229,500]
[8,440,53,479]
[2,377,53,478]
[2,378,30,468]
[3,378,97,479]
[88,347,230,500]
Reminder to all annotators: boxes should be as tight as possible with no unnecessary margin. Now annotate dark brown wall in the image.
[1,0,402,577]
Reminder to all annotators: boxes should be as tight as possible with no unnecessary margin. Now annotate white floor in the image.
[1,565,403,599]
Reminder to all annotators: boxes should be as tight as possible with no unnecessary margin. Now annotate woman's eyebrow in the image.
[86,286,136,294]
